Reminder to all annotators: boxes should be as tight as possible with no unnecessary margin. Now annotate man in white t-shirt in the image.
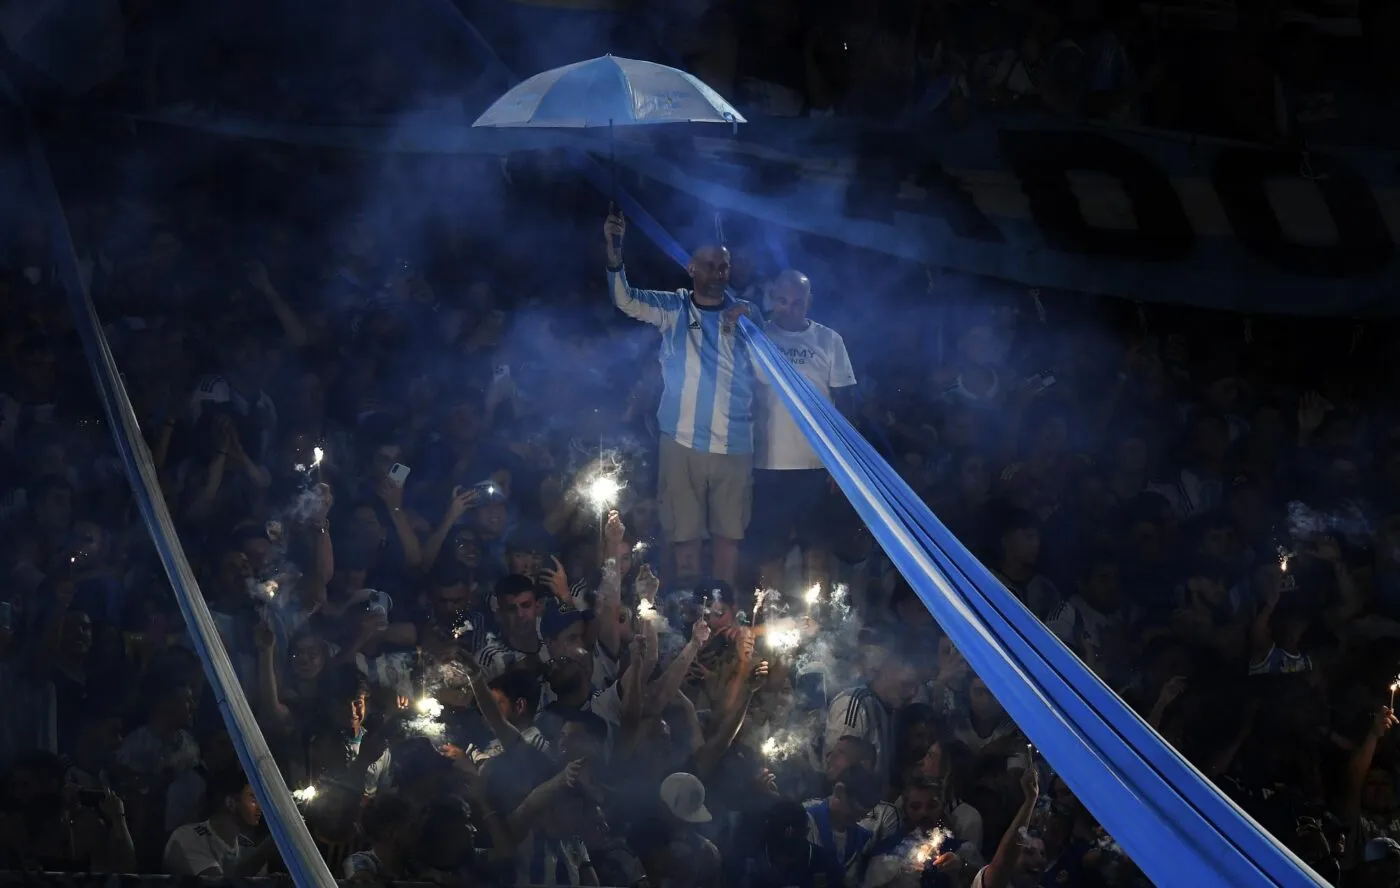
[753,270,859,588]
[164,771,278,877]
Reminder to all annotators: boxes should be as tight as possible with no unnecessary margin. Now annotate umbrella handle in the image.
[608,200,623,257]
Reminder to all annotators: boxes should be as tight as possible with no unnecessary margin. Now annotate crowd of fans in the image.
[1,13,1400,886]
[0,122,1399,888]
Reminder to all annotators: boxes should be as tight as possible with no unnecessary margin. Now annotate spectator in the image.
[164,771,276,877]
[604,210,757,586]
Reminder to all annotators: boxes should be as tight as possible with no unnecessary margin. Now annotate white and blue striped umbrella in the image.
[472,55,745,129]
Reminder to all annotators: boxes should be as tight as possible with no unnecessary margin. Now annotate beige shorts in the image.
[658,434,753,543]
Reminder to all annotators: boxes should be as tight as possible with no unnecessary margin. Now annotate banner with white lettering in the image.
[139,108,1400,315]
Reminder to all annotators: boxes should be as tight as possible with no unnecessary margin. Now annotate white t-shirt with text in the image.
[757,320,856,470]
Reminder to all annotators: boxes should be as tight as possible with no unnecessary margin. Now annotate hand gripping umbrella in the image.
[472,54,745,250]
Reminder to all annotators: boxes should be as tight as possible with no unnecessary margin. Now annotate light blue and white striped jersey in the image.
[608,268,756,455]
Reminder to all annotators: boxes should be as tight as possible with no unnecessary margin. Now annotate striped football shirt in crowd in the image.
[825,685,896,790]
[607,268,756,455]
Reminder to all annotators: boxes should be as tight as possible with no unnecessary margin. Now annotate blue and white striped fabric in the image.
[607,268,756,455]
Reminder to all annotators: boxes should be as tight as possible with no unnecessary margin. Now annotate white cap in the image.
[659,772,712,823]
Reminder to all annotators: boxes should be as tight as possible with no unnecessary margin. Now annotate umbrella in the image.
[472,55,745,247]
[471,55,745,129]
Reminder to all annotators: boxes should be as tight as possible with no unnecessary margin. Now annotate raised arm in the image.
[604,212,683,328]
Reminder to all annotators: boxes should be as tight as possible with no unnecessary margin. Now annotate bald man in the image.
[752,270,858,590]
[603,211,756,586]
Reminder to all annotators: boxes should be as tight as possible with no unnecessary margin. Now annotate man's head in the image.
[488,668,542,727]
[824,735,877,780]
[494,574,543,641]
[999,510,1041,567]
[147,678,195,731]
[290,632,330,682]
[768,270,811,328]
[321,664,371,734]
[687,244,731,303]
[213,546,254,601]
[542,604,588,663]
[209,771,261,830]
[829,766,882,825]
[869,653,922,709]
[476,500,510,539]
[1076,551,1121,612]
[1011,830,1049,886]
[430,563,473,626]
[901,775,945,830]
[60,608,93,659]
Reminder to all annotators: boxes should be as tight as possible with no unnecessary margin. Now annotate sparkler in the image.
[416,696,444,718]
[760,732,804,761]
[584,476,621,511]
[908,828,952,868]
[1276,545,1292,573]
[292,785,318,804]
[405,694,448,737]
[764,619,803,652]
[636,599,658,621]
[247,578,278,603]
[1390,677,1398,710]
[804,584,822,606]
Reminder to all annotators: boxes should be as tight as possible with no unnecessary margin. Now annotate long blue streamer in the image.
[738,318,1323,887]
[1,79,336,888]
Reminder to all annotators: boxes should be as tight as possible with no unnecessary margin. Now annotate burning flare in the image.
[292,785,318,803]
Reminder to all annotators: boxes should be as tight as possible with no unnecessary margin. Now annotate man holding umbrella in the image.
[604,210,755,587]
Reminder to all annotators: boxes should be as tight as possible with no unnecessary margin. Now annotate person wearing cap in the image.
[603,210,757,588]
[650,772,723,885]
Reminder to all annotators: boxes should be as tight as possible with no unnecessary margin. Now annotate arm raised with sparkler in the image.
[252,618,296,734]
[595,552,624,658]
[978,757,1040,888]
[645,618,712,715]
[462,655,528,752]
[694,659,768,782]
[1340,704,1398,853]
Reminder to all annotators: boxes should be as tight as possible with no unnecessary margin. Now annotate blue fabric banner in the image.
[738,316,1325,887]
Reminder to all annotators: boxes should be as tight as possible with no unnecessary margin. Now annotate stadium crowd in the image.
[0,0,1396,884]
[0,121,1397,888]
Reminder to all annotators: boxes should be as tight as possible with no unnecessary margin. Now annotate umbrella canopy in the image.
[472,55,745,128]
